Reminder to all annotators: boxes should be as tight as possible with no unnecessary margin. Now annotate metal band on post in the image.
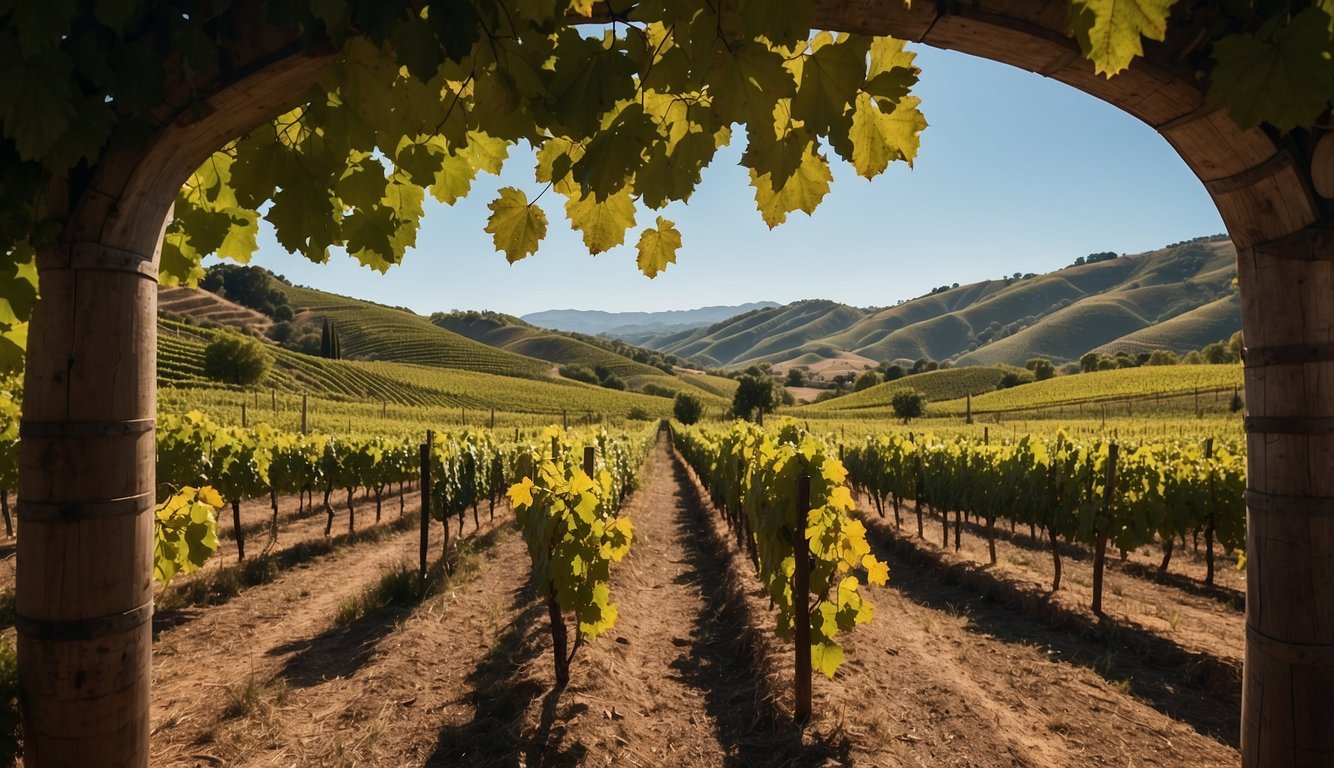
[1244,416,1334,436]
[15,602,153,642]
[16,491,156,523]
[1245,344,1334,366]
[20,418,156,439]
[1204,151,1294,195]
[1245,489,1334,518]
[1247,625,1334,667]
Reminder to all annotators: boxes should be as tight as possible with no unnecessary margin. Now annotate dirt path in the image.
[673,446,1241,768]
[857,495,1245,670]
[149,498,510,766]
[504,432,788,766]
[146,435,1242,767]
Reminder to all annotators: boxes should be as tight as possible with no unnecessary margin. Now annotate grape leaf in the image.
[1207,7,1334,131]
[1070,0,1179,77]
[847,93,926,178]
[548,31,637,136]
[791,32,871,137]
[565,188,636,254]
[572,103,657,197]
[486,187,548,263]
[706,41,795,127]
[749,145,832,228]
[0,48,76,161]
[812,640,844,679]
[636,216,681,278]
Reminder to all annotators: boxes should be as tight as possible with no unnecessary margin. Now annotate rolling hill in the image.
[522,302,779,338]
[631,237,1239,372]
[155,272,737,415]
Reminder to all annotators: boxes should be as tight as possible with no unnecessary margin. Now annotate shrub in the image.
[890,390,927,423]
[558,365,599,385]
[203,333,272,386]
[853,370,882,391]
[672,393,703,425]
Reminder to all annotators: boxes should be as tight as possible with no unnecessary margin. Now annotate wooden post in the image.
[965,393,972,424]
[794,473,813,725]
[19,239,160,767]
[1237,221,1334,766]
[420,431,432,580]
[1203,437,1216,586]
[490,408,495,429]
[301,393,308,435]
[562,409,568,429]
[583,445,595,476]
[1091,443,1118,617]
[983,426,989,446]
[272,388,277,416]
[241,402,247,428]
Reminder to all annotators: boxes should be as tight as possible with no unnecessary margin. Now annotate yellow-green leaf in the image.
[1070,0,1179,77]
[749,145,832,228]
[565,188,636,254]
[812,640,844,679]
[486,187,548,263]
[635,216,681,278]
[863,554,889,586]
[848,93,925,178]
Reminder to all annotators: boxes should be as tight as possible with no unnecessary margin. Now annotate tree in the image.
[731,374,777,423]
[203,333,272,386]
[1024,358,1055,381]
[890,391,927,423]
[785,367,806,387]
[883,364,905,382]
[673,393,703,425]
[1079,352,1100,373]
[1228,331,1244,361]
[1203,341,1237,364]
[853,370,882,391]
[1147,350,1179,366]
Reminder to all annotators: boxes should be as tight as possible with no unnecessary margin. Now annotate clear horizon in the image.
[226,45,1228,317]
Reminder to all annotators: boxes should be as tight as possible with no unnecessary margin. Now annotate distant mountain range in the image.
[610,237,1239,370]
[521,302,780,337]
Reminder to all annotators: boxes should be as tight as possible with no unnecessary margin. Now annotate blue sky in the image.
[234,46,1226,317]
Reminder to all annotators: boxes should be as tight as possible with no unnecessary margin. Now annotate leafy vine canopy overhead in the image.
[0,0,1329,371]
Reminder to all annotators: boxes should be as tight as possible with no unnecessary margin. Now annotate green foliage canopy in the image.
[0,0,1329,376]
[672,391,703,424]
[203,333,273,386]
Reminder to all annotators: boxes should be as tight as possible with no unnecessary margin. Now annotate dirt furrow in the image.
[149,501,508,766]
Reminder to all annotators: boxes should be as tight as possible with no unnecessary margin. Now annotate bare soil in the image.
[145,435,1241,767]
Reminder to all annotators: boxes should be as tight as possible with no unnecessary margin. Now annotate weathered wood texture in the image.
[814,3,1332,764]
[16,11,331,765]
[14,1,1333,766]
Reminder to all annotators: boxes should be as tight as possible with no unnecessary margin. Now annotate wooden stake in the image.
[794,473,812,725]
[420,431,433,580]
[1204,438,1216,586]
[583,446,595,476]
[1091,443,1118,616]
[301,394,308,435]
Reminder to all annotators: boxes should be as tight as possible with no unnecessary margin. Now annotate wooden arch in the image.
[16,1,1330,766]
